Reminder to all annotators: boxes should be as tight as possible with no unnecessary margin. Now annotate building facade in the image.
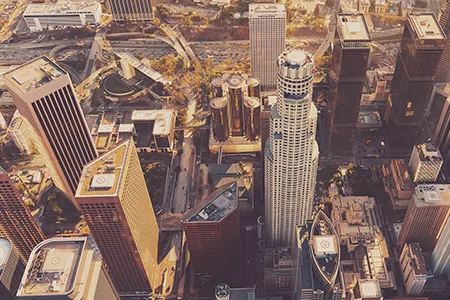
[17,237,120,299]
[2,56,98,209]
[108,0,153,21]
[0,238,25,300]
[408,143,443,183]
[431,217,450,278]
[76,139,159,295]
[386,13,446,150]
[23,1,101,32]
[400,243,427,296]
[398,184,450,252]
[249,4,286,89]
[183,182,241,275]
[435,0,450,83]
[0,167,45,262]
[329,14,371,152]
[264,49,319,247]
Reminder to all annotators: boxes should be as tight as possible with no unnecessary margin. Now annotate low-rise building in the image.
[375,0,386,14]
[23,1,101,32]
[382,159,414,211]
[264,247,294,299]
[331,195,395,290]
[408,143,443,183]
[89,109,176,153]
[358,0,370,12]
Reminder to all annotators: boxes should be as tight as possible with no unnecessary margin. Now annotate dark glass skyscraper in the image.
[386,13,445,150]
[329,14,371,152]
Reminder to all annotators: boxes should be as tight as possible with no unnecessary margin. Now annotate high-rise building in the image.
[16,237,120,299]
[398,184,450,252]
[430,84,450,141]
[435,0,450,83]
[2,56,98,209]
[210,74,261,142]
[408,143,443,183]
[428,84,450,175]
[249,4,286,89]
[76,138,159,295]
[0,167,45,261]
[431,217,450,277]
[400,243,427,296]
[108,0,153,21]
[183,182,240,275]
[0,238,25,300]
[329,13,371,152]
[386,13,446,150]
[292,225,325,300]
[382,159,414,211]
[264,49,319,247]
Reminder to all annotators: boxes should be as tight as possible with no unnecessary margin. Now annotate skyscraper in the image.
[2,56,98,209]
[0,238,25,300]
[249,4,286,89]
[435,0,450,83]
[108,0,153,21]
[329,14,371,152]
[408,143,443,183]
[183,182,240,275]
[398,184,450,252]
[0,167,45,261]
[386,13,446,150]
[264,49,319,247]
[75,138,159,295]
[16,237,120,299]
[431,217,450,278]
[400,243,427,296]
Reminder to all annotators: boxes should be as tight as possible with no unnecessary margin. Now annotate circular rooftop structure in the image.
[287,50,307,64]
[102,74,136,97]
[210,97,228,109]
[247,76,260,87]
[0,238,12,267]
[212,78,223,88]
[225,75,246,88]
[244,97,260,109]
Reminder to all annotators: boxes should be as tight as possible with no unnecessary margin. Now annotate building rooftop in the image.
[76,139,132,197]
[414,184,450,205]
[408,13,446,40]
[434,83,450,97]
[407,243,427,276]
[185,182,238,222]
[357,111,382,128]
[248,4,286,16]
[17,238,85,297]
[337,14,371,42]
[2,56,66,94]
[358,280,382,298]
[415,143,443,161]
[0,238,12,279]
[131,110,173,135]
[24,1,100,16]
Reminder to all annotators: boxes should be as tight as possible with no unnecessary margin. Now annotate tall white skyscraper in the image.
[431,218,450,277]
[264,49,319,247]
[249,4,286,89]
